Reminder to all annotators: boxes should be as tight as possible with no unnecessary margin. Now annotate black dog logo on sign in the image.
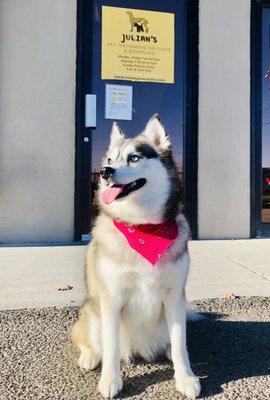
[126,11,149,33]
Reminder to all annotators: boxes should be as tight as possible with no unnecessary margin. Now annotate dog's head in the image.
[98,115,182,224]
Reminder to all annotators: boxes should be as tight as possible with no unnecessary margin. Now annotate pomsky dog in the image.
[72,115,201,399]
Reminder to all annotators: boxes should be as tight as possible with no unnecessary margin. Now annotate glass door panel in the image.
[90,0,184,220]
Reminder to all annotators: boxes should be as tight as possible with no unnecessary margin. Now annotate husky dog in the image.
[72,115,201,399]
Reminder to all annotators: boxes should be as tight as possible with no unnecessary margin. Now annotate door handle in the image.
[85,94,96,128]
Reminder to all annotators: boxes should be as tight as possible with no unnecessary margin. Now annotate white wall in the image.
[0,1,76,243]
[198,0,251,239]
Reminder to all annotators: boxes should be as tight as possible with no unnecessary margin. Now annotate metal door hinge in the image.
[81,234,91,242]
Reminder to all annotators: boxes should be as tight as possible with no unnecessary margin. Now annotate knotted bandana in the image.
[113,220,179,266]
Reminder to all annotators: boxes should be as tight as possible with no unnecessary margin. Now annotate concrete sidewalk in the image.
[0,240,270,310]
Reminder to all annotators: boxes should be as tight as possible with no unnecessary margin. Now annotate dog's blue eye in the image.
[108,158,112,165]
[130,155,139,163]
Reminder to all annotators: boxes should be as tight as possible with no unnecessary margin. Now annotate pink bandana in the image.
[113,220,179,266]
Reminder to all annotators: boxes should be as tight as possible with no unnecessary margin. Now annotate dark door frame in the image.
[74,0,199,241]
[251,0,270,237]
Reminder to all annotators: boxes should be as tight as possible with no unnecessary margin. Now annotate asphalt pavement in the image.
[1,297,269,400]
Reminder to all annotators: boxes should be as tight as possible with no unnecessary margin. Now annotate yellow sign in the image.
[102,6,174,84]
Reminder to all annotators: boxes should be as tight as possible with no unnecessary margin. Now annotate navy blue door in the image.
[74,0,198,240]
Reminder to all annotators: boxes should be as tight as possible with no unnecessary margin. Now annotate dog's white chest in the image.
[99,253,187,324]
[123,272,165,322]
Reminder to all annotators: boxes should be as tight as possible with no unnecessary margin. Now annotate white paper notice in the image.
[105,84,132,121]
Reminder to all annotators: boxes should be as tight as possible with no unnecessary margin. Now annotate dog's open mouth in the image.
[102,178,146,204]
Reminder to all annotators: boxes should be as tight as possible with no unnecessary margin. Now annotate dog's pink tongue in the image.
[102,185,124,204]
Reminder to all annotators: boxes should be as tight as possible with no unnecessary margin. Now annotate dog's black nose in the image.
[100,167,115,180]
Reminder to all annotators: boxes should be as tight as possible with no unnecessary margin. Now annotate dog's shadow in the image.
[118,313,270,398]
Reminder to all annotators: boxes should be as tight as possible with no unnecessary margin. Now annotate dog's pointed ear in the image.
[143,114,171,151]
[109,122,125,148]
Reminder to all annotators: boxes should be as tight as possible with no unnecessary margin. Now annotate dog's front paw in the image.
[98,373,123,399]
[78,346,100,372]
[175,374,201,399]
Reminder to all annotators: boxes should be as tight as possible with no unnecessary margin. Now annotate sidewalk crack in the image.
[202,243,270,282]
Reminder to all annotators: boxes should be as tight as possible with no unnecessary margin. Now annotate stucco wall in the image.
[198,0,251,239]
[0,1,76,243]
